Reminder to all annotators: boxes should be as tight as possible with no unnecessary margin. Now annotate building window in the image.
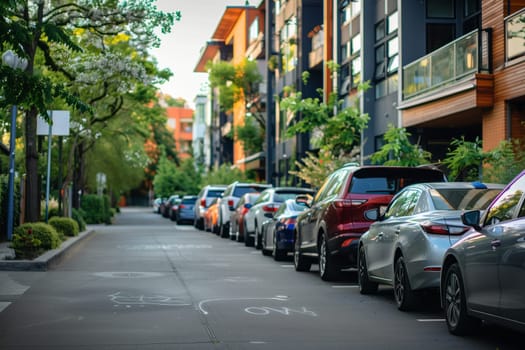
[249,18,259,43]
[427,0,455,19]
[281,16,298,73]
[375,7,398,100]
[351,58,361,87]
[351,33,361,54]
[426,23,455,53]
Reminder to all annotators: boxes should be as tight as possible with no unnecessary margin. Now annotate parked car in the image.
[175,195,198,225]
[168,197,182,221]
[261,199,310,261]
[162,195,180,218]
[293,164,446,281]
[204,198,220,234]
[230,192,261,242]
[441,171,525,335]
[357,182,504,310]
[217,181,272,238]
[152,197,164,214]
[244,187,315,248]
[194,185,227,230]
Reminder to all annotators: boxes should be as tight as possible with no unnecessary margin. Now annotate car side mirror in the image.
[461,210,481,231]
[364,208,380,221]
[296,194,312,208]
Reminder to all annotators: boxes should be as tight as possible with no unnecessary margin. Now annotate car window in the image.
[207,190,224,198]
[274,192,307,202]
[384,189,420,218]
[485,175,525,225]
[254,191,271,204]
[350,176,395,194]
[430,188,502,210]
[314,173,337,202]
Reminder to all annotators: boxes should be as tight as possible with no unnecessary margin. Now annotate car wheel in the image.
[319,235,339,281]
[443,263,481,335]
[293,231,311,272]
[358,245,379,294]
[272,232,286,261]
[220,221,229,238]
[244,221,254,247]
[394,256,418,311]
[255,229,262,250]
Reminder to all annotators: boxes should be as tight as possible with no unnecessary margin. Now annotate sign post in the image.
[37,110,70,222]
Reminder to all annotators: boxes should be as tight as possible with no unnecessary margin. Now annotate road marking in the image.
[245,306,318,317]
[280,264,294,268]
[332,285,358,288]
[417,319,445,322]
[198,295,289,315]
[108,292,191,307]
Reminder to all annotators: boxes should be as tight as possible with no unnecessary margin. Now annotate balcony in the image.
[246,32,265,60]
[402,29,492,101]
[505,8,525,62]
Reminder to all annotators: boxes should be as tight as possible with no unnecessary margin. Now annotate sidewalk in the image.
[0,227,97,271]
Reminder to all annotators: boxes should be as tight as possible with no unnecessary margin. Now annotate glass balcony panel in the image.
[402,30,482,100]
[505,8,525,61]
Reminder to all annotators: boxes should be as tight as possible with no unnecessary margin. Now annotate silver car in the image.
[441,171,525,335]
[358,182,504,311]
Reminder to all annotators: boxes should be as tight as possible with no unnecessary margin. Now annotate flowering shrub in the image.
[11,223,61,260]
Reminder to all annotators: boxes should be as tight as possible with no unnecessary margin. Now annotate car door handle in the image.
[378,232,384,240]
[491,239,501,249]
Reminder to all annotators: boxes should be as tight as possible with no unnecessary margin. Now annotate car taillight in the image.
[283,218,296,226]
[228,199,234,207]
[420,223,469,235]
[262,204,279,212]
[200,199,206,207]
[241,207,249,215]
[333,199,367,208]
[179,204,186,209]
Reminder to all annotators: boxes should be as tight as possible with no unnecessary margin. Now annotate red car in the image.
[229,192,261,242]
[293,164,446,281]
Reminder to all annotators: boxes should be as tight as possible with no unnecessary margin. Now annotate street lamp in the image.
[2,50,28,241]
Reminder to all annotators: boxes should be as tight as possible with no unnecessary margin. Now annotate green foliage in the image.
[207,58,263,113]
[11,222,61,260]
[235,115,264,155]
[153,156,202,197]
[290,148,361,189]
[371,124,432,166]
[281,82,370,155]
[80,194,112,224]
[442,137,484,181]
[49,217,79,237]
[201,163,253,186]
[479,139,525,184]
[72,208,87,232]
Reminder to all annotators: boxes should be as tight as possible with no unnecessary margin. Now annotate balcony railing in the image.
[402,29,492,101]
[505,7,525,61]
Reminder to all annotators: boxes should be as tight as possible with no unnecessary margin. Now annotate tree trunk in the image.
[24,107,40,222]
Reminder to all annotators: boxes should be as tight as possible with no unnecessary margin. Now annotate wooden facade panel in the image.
[402,90,477,127]
[494,62,525,101]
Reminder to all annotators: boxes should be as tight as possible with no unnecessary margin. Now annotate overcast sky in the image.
[151,0,249,108]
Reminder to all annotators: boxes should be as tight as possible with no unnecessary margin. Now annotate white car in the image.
[243,187,315,247]
[217,181,272,238]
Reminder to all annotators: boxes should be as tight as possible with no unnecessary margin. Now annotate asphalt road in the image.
[0,207,521,349]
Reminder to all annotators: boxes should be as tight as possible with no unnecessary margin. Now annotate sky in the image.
[151,0,249,109]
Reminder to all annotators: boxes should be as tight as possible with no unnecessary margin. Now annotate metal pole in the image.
[6,105,17,240]
[45,111,53,223]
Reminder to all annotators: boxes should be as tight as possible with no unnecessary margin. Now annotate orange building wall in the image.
[166,106,194,159]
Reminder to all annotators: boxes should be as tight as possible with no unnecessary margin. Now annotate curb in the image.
[0,229,96,271]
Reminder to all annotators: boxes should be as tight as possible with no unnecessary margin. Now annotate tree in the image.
[207,58,265,154]
[442,137,484,181]
[371,124,432,166]
[0,1,179,222]
[280,66,370,184]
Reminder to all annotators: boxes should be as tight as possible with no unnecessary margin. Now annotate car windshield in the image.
[430,188,502,210]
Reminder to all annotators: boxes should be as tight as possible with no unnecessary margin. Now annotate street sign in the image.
[37,110,70,136]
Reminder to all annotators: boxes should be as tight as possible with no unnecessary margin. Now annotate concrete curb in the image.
[0,229,96,271]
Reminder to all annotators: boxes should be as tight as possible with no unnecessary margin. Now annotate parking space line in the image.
[331,285,358,288]
[417,319,445,322]
[0,302,11,313]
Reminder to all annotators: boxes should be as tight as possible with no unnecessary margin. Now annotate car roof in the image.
[408,182,505,190]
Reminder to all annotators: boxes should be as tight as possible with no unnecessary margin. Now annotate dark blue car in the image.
[261,199,310,261]
[175,195,198,225]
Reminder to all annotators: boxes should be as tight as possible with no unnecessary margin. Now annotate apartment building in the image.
[194,4,266,179]
[166,106,193,159]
